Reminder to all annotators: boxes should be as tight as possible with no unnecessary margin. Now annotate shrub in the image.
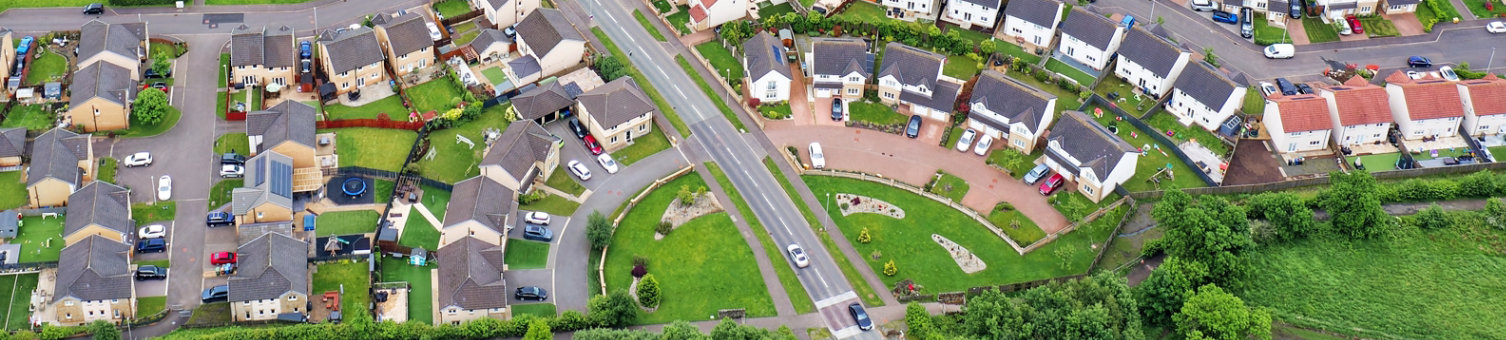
[858,227,872,243]
[631,264,648,278]
[587,211,613,250]
[1412,204,1453,230]
[588,290,639,327]
[656,221,673,235]
[548,311,591,334]
[637,274,662,308]
[1033,70,1051,83]
[883,260,898,276]
[676,185,695,206]
[994,202,1015,212]
[1487,198,1506,229]
[632,255,649,267]
[519,191,547,204]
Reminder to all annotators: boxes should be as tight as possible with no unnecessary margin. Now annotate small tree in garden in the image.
[883,260,898,276]
[594,55,627,80]
[587,211,612,250]
[132,88,170,126]
[676,185,695,206]
[695,185,708,199]
[523,318,552,340]
[1054,245,1078,270]
[637,274,662,308]
[980,39,997,58]
[588,290,638,327]
[656,221,673,235]
[151,54,172,78]
[858,228,872,243]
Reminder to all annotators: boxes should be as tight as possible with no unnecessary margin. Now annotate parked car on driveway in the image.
[135,265,167,280]
[83,3,104,15]
[596,153,619,174]
[210,251,237,265]
[220,164,244,178]
[202,285,229,303]
[787,244,810,268]
[1023,164,1051,185]
[1240,8,1254,38]
[809,143,825,169]
[568,119,588,139]
[523,225,554,242]
[1211,10,1238,24]
[1440,66,1460,81]
[1190,0,1217,11]
[139,224,166,239]
[954,129,976,152]
[1296,83,1314,95]
[1039,174,1064,195]
[207,211,235,228]
[123,152,152,167]
[300,41,312,59]
[1288,0,1302,19]
[972,134,993,156]
[221,152,247,165]
[157,175,172,201]
[583,135,603,155]
[1259,82,1279,97]
[136,238,166,253]
[831,100,844,120]
[515,286,548,301]
[905,115,922,138]
[1408,56,1432,68]
[567,160,592,181]
[1275,78,1298,95]
[1346,15,1364,34]
[524,211,551,225]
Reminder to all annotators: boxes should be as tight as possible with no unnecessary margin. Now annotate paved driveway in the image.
[504,269,555,305]
[545,120,619,192]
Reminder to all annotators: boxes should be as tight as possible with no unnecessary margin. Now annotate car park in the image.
[1263,44,1295,59]
[787,244,810,268]
[1211,10,1238,24]
[596,153,619,174]
[210,252,238,265]
[568,119,588,139]
[123,152,153,167]
[220,164,245,178]
[157,175,172,201]
[1440,66,1459,81]
[972,134,993,156]
[300,41,312,59]
[1346,15,1364,34]
[1259,82,1278,97]
[524,211,551,225]
[139,224,166,239]
[135,265,167,280]
[1240,8,1254,38]
[207,211,235,227]
[567,160,592,181]
[583,135,603,155]
[954,129,976,152]
[136,238,166,253]
[848,304,874,331]
[1039,174,1064,195]
[831,100,844,120]
[905,115,922,138]
[1023,164,1051,185]
[1489,21,1506,33]
[523,225,554,242]
[1190,0,1217,11]
[515,286,548,301]
[202,285,229,303]
[1275,78,1298,95]
[83,3,103,15]
[809,143,826,169]
[1408,56,1432,68]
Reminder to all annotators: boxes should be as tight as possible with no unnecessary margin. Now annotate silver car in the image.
[567,160,592,181]
[786,244,810,268]
[955,129,976,152]
[1023,164,1051,185]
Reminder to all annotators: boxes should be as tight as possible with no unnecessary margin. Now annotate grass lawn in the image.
[997,42,1043,65]
[757,2,796,18]
[316,211,380,236]
[374,179,395,204]
[652,0,672,13]
[132,202,177,226]
[1044,58,1097,86]
[1094,76,1152,117]
[379,257,433,324]
[480,67,507,85]
[798,0,817,10]
[138,296,167,317]
[23,52,66,86]
[136,259,170,268]
[0,172,23,210]
[803,176,1128,293]
[928,172,970,202]
[613,125,671,167]
[1417,0,1463,32]
[1006,68,1083,115]
[986,148,1041,178]
[331,128,419,172]
[218,53,230,88]
[710,161,816,314]
[987,208,1045,246]
[544,167,587,197]
[414,103,510,183]
[592,28,691,137]
[1242,86,1266,114]
[149,42,184,58]
[511,303,557,318]
[406,78,465,114]
[114,106,181,138]
[836,1,887,21]
[312,261,372,319]
[204,0,316,4]
[0,104,54,131]
[695,43,744,83]
[1084,104,1207,192]
[1358,16,1400,37]
[1253,14,1292,45]
[96,157,117,184]
[1346,152,1403,171]
[433,0,472,18]
[451,21,483,46]
[604,174,776,324]
[0,273,38,330]
[1144,112,1231,158]
[848,101,908,127]
[944,127,963,149]
[675,56,747,131]
[666,6,691,34]
[503,240,551,269]
[760,103,792,119]
[186,303,232,325]
[216,91,228,119]
[519,193,581,216]
[11,217,61,263]
[943,56,982,80]
[634,10,668,41]
[1302,17,1340,43]
[214,133,250,155]
[421,184,452,218]
[0,0,93,15]
[208,179,242,210]
[1464,0,1506,19]
[323,95,409,120]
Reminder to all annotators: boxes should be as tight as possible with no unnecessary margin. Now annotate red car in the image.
[210,252,237,265]
[1346,15,1364,34]
[1038,174,1064,195]
[583,135,603,155]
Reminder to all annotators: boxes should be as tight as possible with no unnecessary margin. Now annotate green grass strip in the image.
[675,56,748,132]
[591,28,692,137]
[633,10,668,42]
[702,162,816,314]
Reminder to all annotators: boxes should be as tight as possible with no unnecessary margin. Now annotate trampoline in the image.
[341,177,367,198]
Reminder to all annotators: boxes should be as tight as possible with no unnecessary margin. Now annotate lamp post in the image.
[825,192,831,213]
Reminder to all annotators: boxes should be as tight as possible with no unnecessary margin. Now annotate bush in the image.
[1395,178,1459,202]
[656,221,673,235]
[588,290,639,327]
[1412,204,1453,230]
[676,185,695,206]
[631,264,648,277]
[883,260,898,276]
[858,227,872,243]
[519,191,547,204]
[587,211,613,250]
[632,255,649,267]
[637,274,662,308]
[994,202,1015,212]
[549,310,591,331]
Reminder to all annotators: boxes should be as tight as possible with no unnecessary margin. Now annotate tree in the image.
[661,320,708,340]
[151,54,172,77]
[959,273,1143,339]
[677,184,696,206]
[979,39,997,57]
[1175,284,1272,340]
[857,227,872,243]
[1244,192,1317,242]
[88,321,119,340]
[523,318,552,340]
[132,88,170,127]
[1152,191,1252,281]
[1202,47,1220,67]
[588,290,638,327]
[587,211,613,250]
[637,273,662,308]
[1137,257,1211,326]
[906,303,942,340]
[1320,171,1395,239]
[594,55,627,80]
[1054,244,1079,270]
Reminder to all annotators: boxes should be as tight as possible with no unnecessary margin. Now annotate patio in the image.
[1279,154,1343,178]
[336,84,398,108]
[1404,135,1469,155]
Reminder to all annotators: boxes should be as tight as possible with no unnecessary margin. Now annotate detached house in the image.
[510,82,578,125]
[373,13,437,77]
[474,0,541,30]
[1316,0,1380,18]
[881,0,943,21]
[246,101,322,193]
[807,38,873,99]
[62,182,132,245]
[1167,61,1248,131]
[743,31,792,103]
[77,20,146,79]
[0,128,25,171]
[231,151,296,225]
[1264,94,1334,154]
[318,27,387,95]
[1385,70,1464,141]
[53,235,134,326]
[1459,74,1506,137]
[1318,77,1393,146]
[876,42,961,121]
[1056,9,1125,72]
[1114,27,1190,98]
[229,232,309,322]
[967,70,1056,152]
[576,78,658,152]
[27,128,93,208]
[478,121,561,193]
[1041,111,1141,203]
[687,0,747,32]
[66,62,137,132]
[229,25,296,88]
[439,177,516,248]
[942,0,1003,30]
[510,9,587,85]
[436,236,510,324]
[1383,0,1420,13]
[1000,0,1065,48]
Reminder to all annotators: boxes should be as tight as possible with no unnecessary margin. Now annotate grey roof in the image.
[231,151,294,215]
[900,80,961,113]
[319,27,385,74]
[437,236,508,310]
[246,101,318,150]
[516,9,584,58]
[969,70,1055,132]
[1004,0,1063,27]
[1118,28,1187,78]
[743,31,792,81]
[70,62,138,108]
[230,232,308,302]
[958,0,1003,8]
[1173,61,1243,110]
[63,182,132,239]
[1047,111,1138,182]
[231,25,297,68]
[481,121,555,181]
[810,38,872,78]
[1328,1,1358,9]
[54,235,133,302]
[577,77,657,128]
[1388,0,1421,5]
[27,128,91,187]
[1059,8,1120,49]
[512,82,574,120]
[1269,0,1290,10]
[378,13,434,56]
[0,128,24,158]
[484,0,510,9]
[78,20,143,65]
[0,210,17,239]
[468,28,512,53]
[509,55,542,79]
[878,42,945,89]
[443,177,517,232]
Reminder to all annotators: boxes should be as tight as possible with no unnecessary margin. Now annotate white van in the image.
[1190,0,1217,11]
[1263,44,1295,59]
[809,143,826,169]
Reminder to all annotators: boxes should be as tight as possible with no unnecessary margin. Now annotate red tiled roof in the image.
[701,0,720,9]
[1272,94,1332,132]
[1461,74,1506,117]
[1386,72,1464,121]
[1324,83,1392,126]
[690,5,708,22]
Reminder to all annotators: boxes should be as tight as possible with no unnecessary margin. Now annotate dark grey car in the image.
[523,225,554,242]
[905,115,922,138]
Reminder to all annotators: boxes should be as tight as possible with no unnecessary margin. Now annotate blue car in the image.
[300,41,312,59]
[1407,56,1432,68]
[16,36,32,56]
[1212,11,1238,24]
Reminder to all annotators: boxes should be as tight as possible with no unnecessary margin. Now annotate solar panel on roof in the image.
[271,161,292,197]
[254,157,267,186]
[772,45,784,62]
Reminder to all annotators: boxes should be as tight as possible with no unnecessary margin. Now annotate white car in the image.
[426,22,443,41]
[123,152,153,167]
[954,129,976,152]
[1487,21,1506,33]
[1339,21,1353,35]
[809,143,825,169]
[524,211,551,225]
[973,134,994,156]
[157,175,172,201]
[1263,44,1295,59]
[1258,82,1278,97]
[596,153,619,174]
[1439,66,1459,81]
[220,164,244,178]
[786,244,810,268]
[138,224,166,239]
[567,160,592,181]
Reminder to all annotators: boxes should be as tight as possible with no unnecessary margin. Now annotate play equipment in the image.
[341,177,367,198]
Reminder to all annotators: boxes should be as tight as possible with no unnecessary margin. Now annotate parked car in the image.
[1190,0,1217,11]
[809,142,826,169]
[210,252,238,265]
[523,225,554,242]
[1263,44,1295,59]
[1039,173,1064,195]
[787,244,810,268]
[848,304,874,331]
[157,175,172,201]
[515,286,548,301]
[144,67,171,79]
[207,211,235,227]
[1346,15,1364,34]
[972,134,994,156]
[151,82,168,90]
[220,164,245,178]
[1339,19,1353,35]
[1258,82,1279,97]
[1408,56,1432,68]
[583,135,603,155]
[139,224,166,239]
[136,238,166,253]
[567,160,592,181]
[596,153,619,174]
[1440,66,1460,81]
[135,265,167,280]
[905,115,922,138]
[954,129,976,152]
[1275,78,1298,95]
[300,41,312,59]
[300,59,312,73]
[123,152,153,167]
[568,119,588,139]
[202,285,229,303]
[1488,21,1506,33]
[83,3,104,15]
[1023,164,1051,185]
[1211,10,1238,24]
[221,152,247,165]
[1288,0,1302,19]
[524,211,551,225]
[1296,83,1314,95]
[426,22,443,41]
[831,99,844,120]
[503,25,518,38]
[1240,8,1254,38]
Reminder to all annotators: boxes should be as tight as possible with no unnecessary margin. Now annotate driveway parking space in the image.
[545,120,619,191]
[504,269,555,305]
[135,276,169,297]
[811,97,847,128]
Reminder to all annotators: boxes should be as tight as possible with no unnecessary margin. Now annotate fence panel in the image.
[1128,161,1506,199]
[316,118,426,131]
[1089,95,1219,187]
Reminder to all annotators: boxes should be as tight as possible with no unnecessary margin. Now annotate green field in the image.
[503,240,551,269]
[96,157,117,184]
[414,103,511,183]
[706,162,816,314]
[315,211,380,236]
[0,1,94,16]
[398,206,442,250]
[331,128,419,172]
[132,202,177,226]
[694,43,744,83]
[544,167,587,197]
[666,6,690,34]
[943,56,982,80]
[1094,75,1152,117]
[1044,58,1097,86]
[379,257,433,324]
[1302,17,1340,43]
[519,192,581,216]
[115,106,182,138]
[432,0,472,18]
[835,1,886,21]
[988,209,1046,246]
[1144,111,1231,157]
[1253,14,1292,45]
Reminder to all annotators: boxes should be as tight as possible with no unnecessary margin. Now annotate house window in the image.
[1065,46,1075,55]
[1361,6,1370,11]
[1482,125,1490,130]
[65,301,74,306]
[114,310,119,317]
[65,313,72,319]
[94,108,100,116]
[1013,138,1024,147]
[639,124,647,131]
[1083,186,1094,195]
[342,82,349,89]
[1012,28,1022,34]
[339,71,349,77]
[290,296,297,301]
[884,92,895,99]
[766,92,776,99]
[768,81,776,91]
[848,88,859,95]
[1309,140,1320,145]
[400,53,409,59]
[611,135,618,143]
[847,76,858,82]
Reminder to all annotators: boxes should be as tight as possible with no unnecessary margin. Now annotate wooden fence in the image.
[316,117,426,130]
[599,165,697,295]
[800,168,1029,255]
[1019,195,1132,253]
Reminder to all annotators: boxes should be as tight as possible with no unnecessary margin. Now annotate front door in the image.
[626,129,633,142]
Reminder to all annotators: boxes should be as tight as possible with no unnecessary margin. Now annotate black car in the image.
[136,238,166,253]
[1240,8,1254,38]
[831,100,844,120]
[1289,0,1302,19]
[1275,78,1298,95]
[515,286,548,301]
[144,68,171,79]
[905,115,922,138]
[202,285,229,303]
[567,119,588,139]
[136,265,167,280]
[1296,83,1314,94]
[848,303,874,331]
[1407,56,1432,68]
[83,3,103,15]
[207,211,236,228]
[221,152,247,165]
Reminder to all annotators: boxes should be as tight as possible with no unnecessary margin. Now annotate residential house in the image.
[1383,0,1420,13]
[62,182,132,245]
[26,128,93,208]
[317,27,387,95]
[876,42,961,121]
[0,127,23,170]
[1040,111,1141,202]
[436,236,510,324]
[474,0,542,30]
[478,121,561,192]
[881,0,943,21]
[1459,74,1506,137]
[0,27,13,85]
[1385,70,1464,141]
[1000,0,1064,48]
[806,37,873,99]
[52,235,134,326]
[77,20,146,79]
[1318,77,1393,146]
[246,101,322,193]
[1056,8,1125,71]
[230,151,296,225]
[510,81,578,125]
[229,25,297,88]
[1223,0,1275,15]
[1113,27,1190,98]
[942,0,1004,29]
[687,0,747,32]
[229,232,309,322]
[1264,94,1334,154]
[576,78,658,152]
[510,9,587,84]
[743,31,792,103]
[1316,0,1380,18]
[967,70,1056,152]
[469,28,513,64]
[373,13,437,77]
[1166,61,1248,131]
[66,62,137,132]
[439,177,516,248]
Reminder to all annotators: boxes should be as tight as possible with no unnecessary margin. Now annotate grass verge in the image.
[633,10,668,42]
[591,27,691,137]
[675,56,747,131]
[705,161,816,314]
